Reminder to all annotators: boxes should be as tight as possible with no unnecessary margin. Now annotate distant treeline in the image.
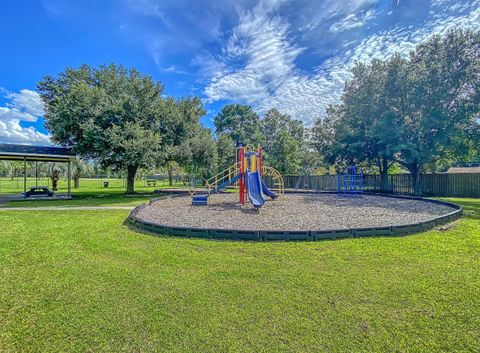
[31,29,479,193]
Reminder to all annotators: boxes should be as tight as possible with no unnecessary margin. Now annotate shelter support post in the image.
[68,160,71,198]
[23,157,27,198]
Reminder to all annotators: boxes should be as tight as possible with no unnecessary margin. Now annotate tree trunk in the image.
[408,162,421,196]
[74,175,80,188]
[51,169,60,191]
[168,169,173,186]
[379,159,389,193]
[126,165,138,194]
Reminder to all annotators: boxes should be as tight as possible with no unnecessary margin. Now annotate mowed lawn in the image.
[0,198,479,352]
[0,177,191,207]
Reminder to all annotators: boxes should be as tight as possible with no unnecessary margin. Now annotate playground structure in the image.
[337,166,363,196]
[130,149,462,241]
[191,144,284,208]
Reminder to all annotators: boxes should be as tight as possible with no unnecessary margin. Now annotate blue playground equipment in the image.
[337,166,363,196]
[244,151,276,208]
[192,194,209,206]
[189,175,208,205]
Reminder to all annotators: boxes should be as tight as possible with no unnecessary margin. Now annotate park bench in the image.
[146,179,157,187]
[24,186,54,197]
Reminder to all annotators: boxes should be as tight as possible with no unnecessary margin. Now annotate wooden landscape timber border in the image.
[126,193,463,242]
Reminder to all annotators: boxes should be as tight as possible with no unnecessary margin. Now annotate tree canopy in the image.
[261,108,305,174]
[38,64,205,193]
[35,29,480,193]
[213,105,311,174]
[312,28,480,193]
[214,104,264,147]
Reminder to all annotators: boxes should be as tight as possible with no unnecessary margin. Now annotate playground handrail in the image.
[262,165,285,196]
[206,162,241,193]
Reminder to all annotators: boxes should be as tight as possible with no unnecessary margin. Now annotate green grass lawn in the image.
[0,177,192,207]
[0,198,479,352]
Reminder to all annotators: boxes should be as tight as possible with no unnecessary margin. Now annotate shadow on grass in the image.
[1,191,161,208]
[439,198,480,220]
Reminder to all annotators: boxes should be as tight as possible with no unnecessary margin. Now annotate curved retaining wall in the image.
[126,193,462,241]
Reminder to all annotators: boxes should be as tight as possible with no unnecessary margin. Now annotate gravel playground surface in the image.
[136,193,457,231]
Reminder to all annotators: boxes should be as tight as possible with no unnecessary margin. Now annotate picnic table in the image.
[24,186,54,197]
[146,179,157,187]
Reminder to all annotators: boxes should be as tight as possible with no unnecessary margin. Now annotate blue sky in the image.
[0,0,479,145]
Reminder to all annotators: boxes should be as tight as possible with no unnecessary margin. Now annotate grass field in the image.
[0,177,190,207]
[0,195,479,352]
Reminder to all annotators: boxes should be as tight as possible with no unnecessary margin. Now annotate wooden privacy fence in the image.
[264,173,480,197]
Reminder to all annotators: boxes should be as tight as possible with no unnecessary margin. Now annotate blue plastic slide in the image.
[261,179,277,200]
[246,170,265,208]
[214,173,241,193]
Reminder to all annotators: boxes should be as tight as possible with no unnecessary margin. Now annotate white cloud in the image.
[204,0,304,106]
[119,0,256,65]
[203,0,480,125]
[6,89,45,117]
[0,89,50,145]
[156,65,191,75]
[329,9,376,33]
[297,0,380,32]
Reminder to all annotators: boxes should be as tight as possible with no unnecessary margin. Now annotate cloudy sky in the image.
[0,0,479,145]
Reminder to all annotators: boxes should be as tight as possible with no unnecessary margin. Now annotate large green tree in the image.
[38,64,204,193]
[341,59,398,175]
[213,105,317,174]
[216,134,236,171]
[214,104,264,147]
[314,29,480,194]
[185,126,218,181]
[262,108,304,174]
[392,29,480,192]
